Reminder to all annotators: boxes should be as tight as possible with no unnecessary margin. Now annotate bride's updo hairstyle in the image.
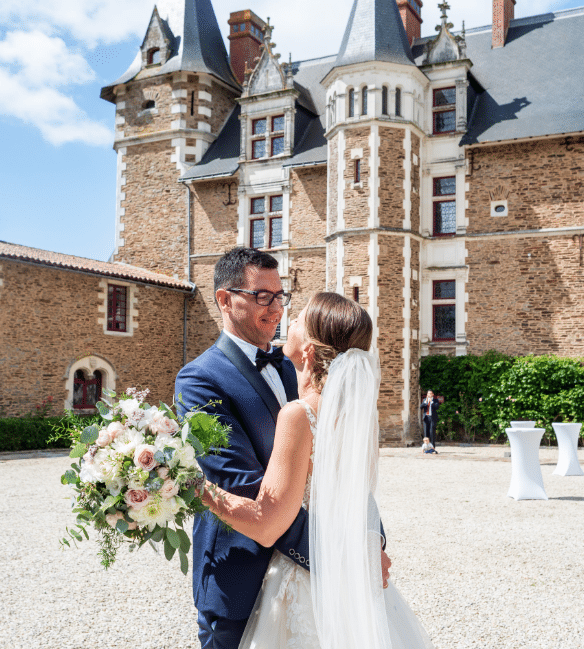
[305,292,372,392]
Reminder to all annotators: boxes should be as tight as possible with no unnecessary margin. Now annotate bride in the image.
[202,292,435,649]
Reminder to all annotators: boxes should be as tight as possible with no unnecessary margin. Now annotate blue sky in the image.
[0,0,581,262]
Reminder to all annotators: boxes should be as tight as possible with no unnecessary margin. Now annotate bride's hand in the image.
[381,548,392,589]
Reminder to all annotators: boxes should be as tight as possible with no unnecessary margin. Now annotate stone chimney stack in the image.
[397,0,423,45]
[492,0,516,48]
[228,10,266,84]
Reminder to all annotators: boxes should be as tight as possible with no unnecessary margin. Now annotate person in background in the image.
[421,390,440,449]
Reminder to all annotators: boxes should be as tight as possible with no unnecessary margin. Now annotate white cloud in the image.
[0,67,112,146]
[0,30,95,87]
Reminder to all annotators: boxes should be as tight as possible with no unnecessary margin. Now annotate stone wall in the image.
[289,167,327,248]
[344,127,370,230]
[379,126,406,229]
[0,261,188,417]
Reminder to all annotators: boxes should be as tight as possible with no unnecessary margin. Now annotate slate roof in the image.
[0,242,194,291]
[101,0,238,103]
[412,7,584,145]
[333,0,415,69]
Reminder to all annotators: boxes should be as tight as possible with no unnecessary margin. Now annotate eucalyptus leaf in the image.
[62,470,78,485]
[181,485,196,504]
[95,401,110,417]
[179,549,189,575]
[177,529,191,554]
[164,537,176,561]
[116,519,129,534]
[166,527,181,550]
[99,495,117,512]
[69,443,87,459]
[186,433,204,455]
[154,451,165,464]
[150,526,165,543]
[80,425,99,445]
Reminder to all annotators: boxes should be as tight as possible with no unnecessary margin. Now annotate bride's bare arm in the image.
[201,401,313,547]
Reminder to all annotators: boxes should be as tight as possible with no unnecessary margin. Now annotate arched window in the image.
[395,87,402,117]
[361,87,368,116]
[348,88,355,117]
[381,86,388,115]
[73,370,102,410]
[147,48,161,65]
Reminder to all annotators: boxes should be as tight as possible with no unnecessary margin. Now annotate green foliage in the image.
[0,417,69,452]
[420,352,584,445]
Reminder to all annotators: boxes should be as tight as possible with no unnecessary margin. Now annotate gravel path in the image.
[1,444,583,649]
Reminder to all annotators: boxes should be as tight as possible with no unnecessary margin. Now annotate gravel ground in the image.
[1,444,583,649]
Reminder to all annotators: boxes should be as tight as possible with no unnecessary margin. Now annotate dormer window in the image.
[147,48,161,65]
[433,87,456,134]
[251,114,285,159]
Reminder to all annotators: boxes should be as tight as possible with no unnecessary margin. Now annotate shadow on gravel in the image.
[550,496,584,501]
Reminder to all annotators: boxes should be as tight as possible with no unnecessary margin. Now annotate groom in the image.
[175,247,308,649]
[176,247,390,649]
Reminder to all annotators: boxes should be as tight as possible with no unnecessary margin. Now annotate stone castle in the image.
[2,0,583,444]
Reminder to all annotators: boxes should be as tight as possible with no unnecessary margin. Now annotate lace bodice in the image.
[293,399,317,510]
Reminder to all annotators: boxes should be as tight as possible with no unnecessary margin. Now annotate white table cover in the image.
[506,428,548,500]
[552,423,584,477]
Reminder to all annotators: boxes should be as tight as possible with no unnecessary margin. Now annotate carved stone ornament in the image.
[424,2,467,65]
[242,17,287,97]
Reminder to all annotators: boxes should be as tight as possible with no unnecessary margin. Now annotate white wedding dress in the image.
[239,373,435,649]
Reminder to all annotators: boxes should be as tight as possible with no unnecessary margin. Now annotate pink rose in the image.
[150,411,179,436]
[124,489,152,510]
[134,444,158,471]
[157,467,170,480]
[159,479,179,499]
[106,511,138,530]
[96,429,113,447]
[106,421,126,440]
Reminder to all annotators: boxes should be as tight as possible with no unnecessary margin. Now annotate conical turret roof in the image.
[101,0,238,102]
[333,0,415,69]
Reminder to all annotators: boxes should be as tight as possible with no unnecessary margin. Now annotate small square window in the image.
[270,217,282,247]
[270,195,283,212]
[272,115,285,131]
[253,118,267,135]
[107,285,127,332]
[433,88,456,107]
[433,177,456,196]
[252,139,266,159]
[271,136,284,156]
[251,197,265,214]
[250,219,265,248]
[433,280,456,300]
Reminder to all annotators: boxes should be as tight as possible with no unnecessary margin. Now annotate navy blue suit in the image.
[174,332,307,623]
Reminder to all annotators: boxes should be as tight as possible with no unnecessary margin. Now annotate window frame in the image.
[348,88,355,117]
[432,280,456,342]
[107,284,128,332]
[361,87,368,116]
[250,114,285,160]
[395,87,402,117]
[73,369,102,410]
[147,48,161,65]
[432,176,456,237]
[432,87,456,135]
[381,86,388,116]
[249,194,284,249]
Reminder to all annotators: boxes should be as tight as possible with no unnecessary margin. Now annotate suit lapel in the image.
[281,358,299,402]
[215,332,281,424]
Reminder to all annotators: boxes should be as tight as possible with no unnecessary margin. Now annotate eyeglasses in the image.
[226,288,292,307]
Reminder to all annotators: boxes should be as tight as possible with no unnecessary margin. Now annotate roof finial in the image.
[436,1,454,32]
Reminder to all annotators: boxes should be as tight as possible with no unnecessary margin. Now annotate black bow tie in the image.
[255,346,285,372]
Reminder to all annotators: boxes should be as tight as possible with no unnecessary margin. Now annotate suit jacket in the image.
[174,332,305,620]
[421,397,440,423]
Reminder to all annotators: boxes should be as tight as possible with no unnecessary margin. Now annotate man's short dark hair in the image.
[214,247,278,294]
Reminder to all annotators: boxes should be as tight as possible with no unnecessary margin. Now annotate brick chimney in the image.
[397,0,423,46]
[492,0,516,48]
[228,10,266,84]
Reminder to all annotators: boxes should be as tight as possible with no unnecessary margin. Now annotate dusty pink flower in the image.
[96,429,113,447]
[150,411,179,436]
[157,467,170,480]
[134,444,158,471]
[124,489,152,510]
[159,479,179,499]
[106,421,126,440]
[106,511,138,529]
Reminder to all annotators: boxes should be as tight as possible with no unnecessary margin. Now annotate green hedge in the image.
[0,417,70,452]
[420,352,584,445]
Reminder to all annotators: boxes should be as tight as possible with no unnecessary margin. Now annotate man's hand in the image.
[381,547,392,589]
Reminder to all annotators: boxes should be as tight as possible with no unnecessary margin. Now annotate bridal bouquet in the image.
[59,387,229,574]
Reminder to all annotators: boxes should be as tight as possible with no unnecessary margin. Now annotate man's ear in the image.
[216,288,231,313]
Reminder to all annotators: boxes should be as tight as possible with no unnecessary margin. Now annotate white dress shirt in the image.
[223,330,288,407]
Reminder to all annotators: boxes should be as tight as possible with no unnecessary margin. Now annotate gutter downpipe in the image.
[183,181,196,367]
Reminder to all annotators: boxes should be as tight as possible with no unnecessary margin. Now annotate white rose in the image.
[136,406,158,431]
[111,428,144,457]
[150,411,179,436]
[106,421,126,440]
[159,479,179,499]
[96,429,112,447]
[119,398,140,417]
[176,444,197,469]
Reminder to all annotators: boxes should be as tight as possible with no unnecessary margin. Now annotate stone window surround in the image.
[97,279,138,337]
[248,193,284,249]
[328,83,410,127]
[431,279,456,341]
[64,355,116,413]
[432,85,457,135]
[432,175,456,236]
